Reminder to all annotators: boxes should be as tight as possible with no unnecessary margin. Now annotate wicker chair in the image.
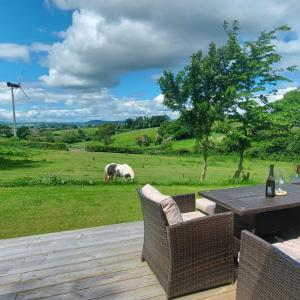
[236,230,300,300]
[137,189,235,299]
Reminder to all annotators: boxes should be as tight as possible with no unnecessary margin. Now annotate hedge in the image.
[86,144,144,154]
[1,140,69,151]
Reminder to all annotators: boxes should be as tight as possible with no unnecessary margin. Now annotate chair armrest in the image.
[167,212,234,258]
[171,193,195,213]
[236,231,300,300]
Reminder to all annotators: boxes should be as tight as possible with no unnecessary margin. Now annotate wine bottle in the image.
[266,164,275,197]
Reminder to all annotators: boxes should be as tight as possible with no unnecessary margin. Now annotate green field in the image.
[0,142,295,239]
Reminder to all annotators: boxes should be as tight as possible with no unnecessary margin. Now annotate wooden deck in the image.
[0,222,235,299]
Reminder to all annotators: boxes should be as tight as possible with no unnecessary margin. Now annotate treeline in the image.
[124,115,169,130]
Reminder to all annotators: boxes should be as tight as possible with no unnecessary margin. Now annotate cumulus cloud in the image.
[0,82,173,122]
[41,0,300,89]
[268,86,297,102]
[0,43,29,63]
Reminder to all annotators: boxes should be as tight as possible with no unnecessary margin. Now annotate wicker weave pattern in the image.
[138,189,235,299]
[172,194,196,213]
[236,231,300,300]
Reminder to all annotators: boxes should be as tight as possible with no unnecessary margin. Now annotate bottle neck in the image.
[269,165,274,177]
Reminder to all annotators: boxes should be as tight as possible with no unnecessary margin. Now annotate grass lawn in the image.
[0,144,296,238]
[0,184,229,239]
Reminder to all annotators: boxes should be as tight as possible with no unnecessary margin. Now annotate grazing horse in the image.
[104,163,135,182]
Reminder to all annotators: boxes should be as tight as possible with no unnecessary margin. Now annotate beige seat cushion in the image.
[141,184,183,225]
[196,198,216,215]
[161,197,183,225]
[141,184,169,203]
[273,237,300,263]
[182,211,206,221]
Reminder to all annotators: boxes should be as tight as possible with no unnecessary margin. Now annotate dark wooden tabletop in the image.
[199,184,300,216]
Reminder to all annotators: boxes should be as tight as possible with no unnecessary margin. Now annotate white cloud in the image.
[30,42,52,53]
[0,81,173,122]
[40,9,180,88]
[0,43,29,63]
[40,0,300,89]
[267,86,297,102]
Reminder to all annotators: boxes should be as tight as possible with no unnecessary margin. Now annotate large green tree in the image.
[224,22,295,180]
[158,38,236,182]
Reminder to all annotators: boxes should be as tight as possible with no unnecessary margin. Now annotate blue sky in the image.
[0,0,299,122]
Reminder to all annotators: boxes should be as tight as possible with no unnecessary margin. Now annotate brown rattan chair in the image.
[137,189,235,299]
[236,230,300,300]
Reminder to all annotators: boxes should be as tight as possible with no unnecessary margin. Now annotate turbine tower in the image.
[7,82,21,137]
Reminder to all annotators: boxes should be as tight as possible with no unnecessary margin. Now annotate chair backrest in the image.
[137,188,168,231]
[137,188,170,286]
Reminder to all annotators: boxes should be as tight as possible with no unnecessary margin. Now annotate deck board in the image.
[0,222,235,299]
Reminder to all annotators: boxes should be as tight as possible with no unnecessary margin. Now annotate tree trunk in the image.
[233,150,245,180]
[200,135,209,183]
[200,154,208,183]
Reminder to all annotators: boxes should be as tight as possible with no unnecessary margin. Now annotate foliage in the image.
[0,125,13,138]
[157,119,193,141]
[41,130,55,143]
[60,130,80,144]
[94,124,116,145]
[2,139,69,151]
[124,115,169,130]
[158,28,236,182]
[222,21,295,179]
[86,144,144,154]
[135,135,153,147]
[17,126,31,139]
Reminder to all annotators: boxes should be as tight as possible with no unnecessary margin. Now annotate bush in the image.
[5,140,69,151]
[60,131,80,144]
[86,144,144,154]
[136,135,152,147]
[17,126,31,139]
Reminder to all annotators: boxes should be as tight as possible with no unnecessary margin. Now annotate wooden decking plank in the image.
[0,257,145,296]
[21,251,142,281]
[40,275,158,300]
[0,222,143,249]
[0,222,236,300]
[0,234,142,263]
[96,285,165,300]
[16,266,152,300]
[0,244,142,282]
[0,231,143,262]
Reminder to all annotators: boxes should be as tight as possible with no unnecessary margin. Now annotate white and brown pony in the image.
[104,163,135,182]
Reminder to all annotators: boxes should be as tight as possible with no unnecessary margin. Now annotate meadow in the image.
[0,140,295,238]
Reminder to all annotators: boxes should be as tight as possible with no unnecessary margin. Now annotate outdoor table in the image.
[199,184,300,238]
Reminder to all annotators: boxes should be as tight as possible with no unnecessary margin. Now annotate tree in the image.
[60,131,79,144]
[225,21,295,179]
[94,124,116,145]
[17,126,31,139]
[158,35,236,182]
[0,125,13,138]
[42,130,55,143]
[136,135,152,147]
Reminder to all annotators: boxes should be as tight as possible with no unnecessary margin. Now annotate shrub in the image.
[5,140,69,151]
[135,135,152,147]
[60,131,79,144]
[86,144,144,154]
[17,126,31,139]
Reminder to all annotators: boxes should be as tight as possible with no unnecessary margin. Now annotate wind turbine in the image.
[6,81,29,137]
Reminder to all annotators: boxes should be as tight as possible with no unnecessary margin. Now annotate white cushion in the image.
[182,211,206,221]
[196,198,216,215]
[141,184,169,203]
[273,237,300,263]
[161,197,183,225]
[141,184,183,225]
